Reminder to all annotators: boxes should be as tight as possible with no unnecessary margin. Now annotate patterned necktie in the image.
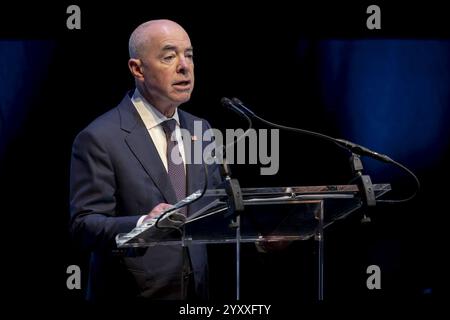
[161,119,187,208]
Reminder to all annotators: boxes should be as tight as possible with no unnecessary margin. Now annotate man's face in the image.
[139,26,194,112]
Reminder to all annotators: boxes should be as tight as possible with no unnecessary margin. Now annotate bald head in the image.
[129,19,190,59]
[127,19,194,115]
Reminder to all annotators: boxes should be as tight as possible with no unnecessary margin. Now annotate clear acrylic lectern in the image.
[116,183,391,300]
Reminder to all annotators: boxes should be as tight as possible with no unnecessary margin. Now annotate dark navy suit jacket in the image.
[69,93,221,301]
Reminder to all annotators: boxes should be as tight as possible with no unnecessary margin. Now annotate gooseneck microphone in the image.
[228,97,420,203]
[231,97,393,163]
[220,97,253,159]
[218,97,255,214]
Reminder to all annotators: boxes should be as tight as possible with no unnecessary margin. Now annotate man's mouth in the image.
[172,80,191,90]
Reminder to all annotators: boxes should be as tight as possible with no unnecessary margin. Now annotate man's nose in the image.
[177,57,191,74]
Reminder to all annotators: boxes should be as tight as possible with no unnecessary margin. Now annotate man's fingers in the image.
[148,203,174,218]
[156,203,174,212]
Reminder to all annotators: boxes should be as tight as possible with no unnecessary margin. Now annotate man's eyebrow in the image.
[161,45,194,52]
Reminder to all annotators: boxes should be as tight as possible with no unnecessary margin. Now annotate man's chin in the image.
[171,93,192,105]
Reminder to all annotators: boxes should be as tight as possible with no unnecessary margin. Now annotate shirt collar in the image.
[131,88,181,129]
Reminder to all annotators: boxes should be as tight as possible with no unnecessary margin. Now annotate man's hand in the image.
[143,203,174,223]
[255,236,292,253]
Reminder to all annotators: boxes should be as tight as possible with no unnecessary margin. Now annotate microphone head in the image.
[220,97,234,108]
[231,97,243,106]
[221,97,254,118]
[231,97,255,116]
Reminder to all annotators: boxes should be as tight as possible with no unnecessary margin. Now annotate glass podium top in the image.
[116,184,390,248]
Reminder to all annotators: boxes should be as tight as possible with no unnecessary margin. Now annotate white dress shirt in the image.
[131,89,187,172]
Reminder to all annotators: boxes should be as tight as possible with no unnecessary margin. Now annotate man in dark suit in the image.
[69,19,221,301]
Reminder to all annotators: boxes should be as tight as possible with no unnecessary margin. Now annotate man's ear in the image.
[128,59,144,80]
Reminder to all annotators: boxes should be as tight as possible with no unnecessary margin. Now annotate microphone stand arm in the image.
[349,153,376,224]
[219,159,244,300]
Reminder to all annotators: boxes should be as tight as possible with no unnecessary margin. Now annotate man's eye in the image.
[186,54,194,60]
[163,55,175,62]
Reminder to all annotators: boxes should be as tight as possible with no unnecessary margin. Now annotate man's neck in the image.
[161,107,176,118]
[137,88,177,118]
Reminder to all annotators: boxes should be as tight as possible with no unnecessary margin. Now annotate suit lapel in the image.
[118,95,178,205]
